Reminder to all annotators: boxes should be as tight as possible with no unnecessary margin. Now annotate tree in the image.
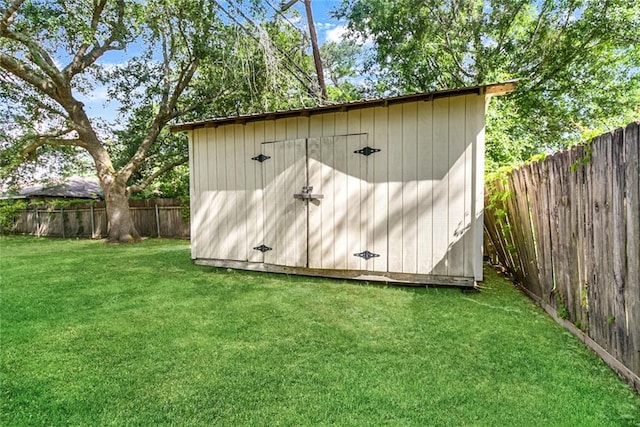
[320,39,364,101]
[337,0,640,168]
[0,0,317,241]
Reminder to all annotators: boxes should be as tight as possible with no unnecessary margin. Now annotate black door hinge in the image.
[251,154,270,162]
[354,250,379,260]
[354,146,381,156]
[253,245,272,252]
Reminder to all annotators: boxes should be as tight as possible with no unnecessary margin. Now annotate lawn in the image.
[1,236,639,426]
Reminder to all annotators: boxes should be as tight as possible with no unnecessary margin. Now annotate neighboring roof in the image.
[0,176,103,200]
[170,80,518,132]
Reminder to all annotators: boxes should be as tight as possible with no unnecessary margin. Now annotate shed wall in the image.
[189,93,486,281]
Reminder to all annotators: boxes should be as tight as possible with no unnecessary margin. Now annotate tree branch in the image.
[1,0,64,84]
[169,88,231,120]
[521,2,549,53]
[428,8,474,84]
[0,54,59,100]
[120,52,199,180]
[167,59,198,113]
[1,29,66,87]
[0,0,25,32]
[63,0,127,79]
[127,156,188,194]
[20,132,87,159]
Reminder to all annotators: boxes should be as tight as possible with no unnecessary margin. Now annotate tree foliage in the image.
[337,0,640,168]
[320,39,364,101]
[0,0,319,241]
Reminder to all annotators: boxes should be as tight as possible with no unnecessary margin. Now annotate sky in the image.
[79,0,348,124]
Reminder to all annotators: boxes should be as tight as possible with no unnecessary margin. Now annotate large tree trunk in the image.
[102,178,140,243]
[89,144,140,243]
[71,107,141,243]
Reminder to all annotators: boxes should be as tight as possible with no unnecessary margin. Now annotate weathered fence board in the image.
[485,122,640,392]
[624,122,640,377]
[8,199,189,239]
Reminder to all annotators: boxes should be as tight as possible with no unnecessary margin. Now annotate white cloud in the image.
[316,22,336,29]
[82,85,110,102]
[325,25,347,43]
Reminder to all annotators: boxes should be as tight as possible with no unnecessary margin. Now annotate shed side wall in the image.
[189,93,486,279]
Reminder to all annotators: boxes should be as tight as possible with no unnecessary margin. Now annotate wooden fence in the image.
[9,198,189,239]
[484,122,639,392]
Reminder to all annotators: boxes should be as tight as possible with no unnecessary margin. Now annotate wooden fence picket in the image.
[484,122,640,392]
[8,198,189,239]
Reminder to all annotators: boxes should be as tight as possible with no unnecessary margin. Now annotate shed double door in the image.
[258,134,376,270]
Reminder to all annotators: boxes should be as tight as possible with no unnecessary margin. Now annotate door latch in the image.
[293,185,324,200]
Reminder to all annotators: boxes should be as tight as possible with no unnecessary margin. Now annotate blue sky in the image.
[80,0,347,124]
[282,0,348,43]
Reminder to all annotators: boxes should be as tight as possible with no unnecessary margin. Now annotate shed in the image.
[172,81,516,287]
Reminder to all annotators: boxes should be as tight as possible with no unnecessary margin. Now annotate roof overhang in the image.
[170,80,518,133]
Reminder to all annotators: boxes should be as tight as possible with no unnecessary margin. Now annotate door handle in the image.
[293,185,324,200]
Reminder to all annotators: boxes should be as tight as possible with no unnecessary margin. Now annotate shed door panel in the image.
[307,135,375,271]
[261,138,308,267]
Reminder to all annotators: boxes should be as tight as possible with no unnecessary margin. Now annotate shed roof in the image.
[170,80,517,132]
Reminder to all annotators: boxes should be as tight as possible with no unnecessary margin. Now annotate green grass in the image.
[1,236,639,426]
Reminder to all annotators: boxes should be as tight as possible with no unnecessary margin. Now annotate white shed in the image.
[172,82,516,287]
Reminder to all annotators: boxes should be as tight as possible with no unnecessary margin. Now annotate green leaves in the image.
[338,0,640,168]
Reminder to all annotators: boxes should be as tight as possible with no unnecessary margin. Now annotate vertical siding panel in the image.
[208,127,220,259]
[192,130,203,256]
[387,104,404,273]
[244,123,256,261]
[402,102,418,274]
[462,97,474,277]
[283,134,304,267]
[448,95,467,276]
[295,117,309,266]
[286,117,297,140]
[347,110,363,270]
[321,114,336,269]
[432,98,450,275]
[334,134,349,270]
[417,101,434,274]
[211,127,225,260]
[263,121,277,265]
[309,116,323,138]
[307,115,323,268]
[280,139,307,266]
[189,130,199,259]
[298,117,310,139]
[223,126,237,259]
[307,136,322,268]
[294,138,308,266]
[346,133,364,270]
[465,95,485,280]
[274,120,287,265]
[360,108,376,271]
[282,130,295,266]
[205,128,218,260]
[254,122,265,261]
[372,107,389,272]
[319,136,335,269]
[333,113,348,269]
[246,122,264,263]
[235,125,247,261]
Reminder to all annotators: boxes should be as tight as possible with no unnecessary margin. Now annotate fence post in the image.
[155,204,161,237]
[90,204,95,238]
[61,207,65,238]
[35,207,39,237]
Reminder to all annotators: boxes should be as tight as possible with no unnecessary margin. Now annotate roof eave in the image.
[170,80,518,133]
